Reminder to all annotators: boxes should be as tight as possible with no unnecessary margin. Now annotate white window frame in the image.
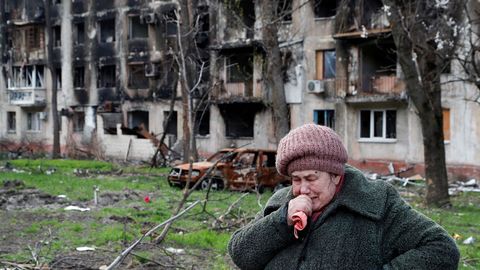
[26,112,41,132]
[358,109,397,143]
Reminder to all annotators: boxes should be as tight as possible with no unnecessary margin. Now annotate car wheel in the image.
[256,184,265,194]
[201,178,224,191]
[273,183,286,193]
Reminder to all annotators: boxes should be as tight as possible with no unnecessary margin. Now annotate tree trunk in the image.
[386,0,450,207]
[45,0,61,158]
[257,0,290,142]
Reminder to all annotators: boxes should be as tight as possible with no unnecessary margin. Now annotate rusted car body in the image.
[167,148,290,192]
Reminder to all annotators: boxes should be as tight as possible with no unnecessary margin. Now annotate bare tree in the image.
[382,0,465,206]
[44,0,61,158]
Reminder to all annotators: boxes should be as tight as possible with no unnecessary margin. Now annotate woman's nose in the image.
[300,181,310,194]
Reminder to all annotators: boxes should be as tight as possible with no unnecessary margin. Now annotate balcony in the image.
[8,88,46,107]
[343,75,407,104]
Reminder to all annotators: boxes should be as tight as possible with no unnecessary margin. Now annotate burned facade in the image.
[0,0,479,179]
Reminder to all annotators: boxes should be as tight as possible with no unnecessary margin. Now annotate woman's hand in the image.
[287,195,312,226]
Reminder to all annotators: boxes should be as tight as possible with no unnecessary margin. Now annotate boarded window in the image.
[74,67,85,88]
[359,109,396,140]
[314,110,335,129]
[98,65,116,88]
[314,0,336,18]
[315,50,336,80]
[128,64,149,89]
[74,22,85,45]
[129,16,148,39]
[7,111,16,132]
[443,108,450,141]
[99,19,115,43]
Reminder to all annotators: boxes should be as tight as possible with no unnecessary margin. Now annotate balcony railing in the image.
[8,88,46,106]
[370,75,404,94]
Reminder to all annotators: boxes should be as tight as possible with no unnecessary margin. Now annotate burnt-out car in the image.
[167,148,290,192]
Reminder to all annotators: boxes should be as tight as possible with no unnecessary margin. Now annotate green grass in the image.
[1,159,479,269]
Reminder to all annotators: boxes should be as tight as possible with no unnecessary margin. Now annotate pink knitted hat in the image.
[276,124,348,176]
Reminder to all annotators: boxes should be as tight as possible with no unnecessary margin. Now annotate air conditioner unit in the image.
[141,13,157,24]
[306,80,325,94]
[144,63,159,77]
[39,112,48,120]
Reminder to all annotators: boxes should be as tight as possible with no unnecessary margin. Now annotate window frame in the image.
[26,112,41,132]
[315,50,336,80]
[7,111,16,133]
[313,109,335,129]
[358,109,397,143]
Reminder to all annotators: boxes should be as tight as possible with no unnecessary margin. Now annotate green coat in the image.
[228,165,459,270]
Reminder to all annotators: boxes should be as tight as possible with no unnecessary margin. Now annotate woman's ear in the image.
[331,174,341,185]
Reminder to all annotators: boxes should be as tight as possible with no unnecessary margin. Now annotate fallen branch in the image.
[105,200,202,270]
[214,193,249,227]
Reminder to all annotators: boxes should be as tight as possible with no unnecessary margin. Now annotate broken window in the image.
[26,112,41,131]
[9,66,44,89]
[360,109,396,140]
[315,50,336,80]
[443,108,450,142]
[277,0,292,21]
[220,104,256,138]
[314,0,336,18]
[226,53,253,83]
[73,112,85,133]
[98,65,116,88]
[194,108,210,136]
[53,25,61,47]
[74,22,85,45]
[163,111,178,136]
[129,16,148,39]
[99,18,115,43]
[314,110,335,129]
[128,64,149,89]
[7,112,16,132]
[360,41,396,91]
[74,67,85,88]
[128,110,149,131]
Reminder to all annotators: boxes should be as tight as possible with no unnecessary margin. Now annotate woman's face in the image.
[291,170,340,212]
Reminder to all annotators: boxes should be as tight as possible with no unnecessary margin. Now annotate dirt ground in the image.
[0,180,236,270]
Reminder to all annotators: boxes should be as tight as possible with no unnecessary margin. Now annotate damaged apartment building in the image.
[0,0,479,179]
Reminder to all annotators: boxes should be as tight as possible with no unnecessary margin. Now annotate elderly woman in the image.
[228,124,459,270]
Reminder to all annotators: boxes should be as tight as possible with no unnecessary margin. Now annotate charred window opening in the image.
[281,50,293,83]
[220,103,260,138]
[74,67,85,88]
[360,40,396,91]
[99,18,115,43]
[7,112,16,132]
[314,110,335,129]
[128,110,149,131]
[226,53,253,83]
[164,11,177,37]
[194,107,210,136]
[314,0,337,18]
[128,64,149,89]
[55,68,61,89]
[74,22,85,45]
[129,16,148,39]
[261,152,276,167]
[98,65,116,88]
[223,0,255,30]
[73,112,85,133]
[163,111,177,136]
[9,65,44,89]
[277,0,292,22]
[12,26,44,50]
[53,25,61,47]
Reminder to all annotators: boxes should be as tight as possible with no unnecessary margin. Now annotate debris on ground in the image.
[64,205,91,212]
[463,236,475,245]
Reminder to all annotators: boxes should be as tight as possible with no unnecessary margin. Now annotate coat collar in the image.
[333,165,387,220]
